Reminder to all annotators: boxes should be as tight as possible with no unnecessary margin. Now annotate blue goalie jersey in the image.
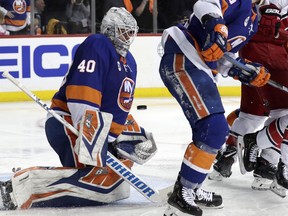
[50,34,137,141]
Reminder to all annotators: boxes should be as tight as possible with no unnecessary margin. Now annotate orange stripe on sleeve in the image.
[110,122,125,137]
[66,85,102,106]
[51,98,69,112]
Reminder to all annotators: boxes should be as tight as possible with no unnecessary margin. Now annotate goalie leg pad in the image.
[11,163,133,209]
[76,110,113,167]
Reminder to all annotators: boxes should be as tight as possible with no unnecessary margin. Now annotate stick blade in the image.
[237,136,247,175]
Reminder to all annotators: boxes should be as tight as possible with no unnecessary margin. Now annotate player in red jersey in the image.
[210,0,288,192]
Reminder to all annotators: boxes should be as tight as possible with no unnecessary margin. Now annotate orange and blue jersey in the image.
[159,0,259,187]
[163,0,258,71]
[51,34,137,142]
[1,0,31,31]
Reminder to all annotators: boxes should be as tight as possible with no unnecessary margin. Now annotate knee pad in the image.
[193,113,229,150]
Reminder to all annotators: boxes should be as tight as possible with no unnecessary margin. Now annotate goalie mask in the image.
[100,7,138,57]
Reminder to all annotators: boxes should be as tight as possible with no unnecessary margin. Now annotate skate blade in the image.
[208,170,223,181]
[270,179,287,198]
[237,136,247,175]
[164,205,200,216]
[164,205,178,216]
[197,202,224,209]
[251,177,272,191]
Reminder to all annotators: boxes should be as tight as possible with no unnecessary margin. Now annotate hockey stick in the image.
[236,136,247,175]
[223,53,288,93]
[223,53,288,175]
[2,71,163,203]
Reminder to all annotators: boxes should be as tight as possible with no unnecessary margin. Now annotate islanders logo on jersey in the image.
[118,78,135,112]
[13,0,27,14]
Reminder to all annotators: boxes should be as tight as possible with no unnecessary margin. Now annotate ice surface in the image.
[0,97,287,216]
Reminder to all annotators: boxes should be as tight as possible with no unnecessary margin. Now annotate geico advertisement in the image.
[0,35,239,93]
[0,36,85,92]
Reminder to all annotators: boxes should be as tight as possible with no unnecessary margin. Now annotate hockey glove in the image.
[228,58,270,87]
[201,15,228,62]
[113,114,157,165]
[258,4,281,38]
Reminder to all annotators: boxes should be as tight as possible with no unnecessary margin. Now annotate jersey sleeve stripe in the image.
[66,85,102,106]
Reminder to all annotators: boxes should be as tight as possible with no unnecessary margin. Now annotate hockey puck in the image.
[137,105,147,110]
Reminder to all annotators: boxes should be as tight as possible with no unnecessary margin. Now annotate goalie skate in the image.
[236,136,246,175]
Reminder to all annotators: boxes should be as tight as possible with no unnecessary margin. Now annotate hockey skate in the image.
[164,179,202,216]
[215,146,224,162]
[209,145,237,181]
[241,132,259,173]
[194,188,223,209]
[163,177,223,216]
[270,160,288,198]
[0,180,17,210]
[251,157,277,190]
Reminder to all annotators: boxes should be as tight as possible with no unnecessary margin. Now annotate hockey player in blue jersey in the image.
[160,0,271,215]
[0,7,157,210]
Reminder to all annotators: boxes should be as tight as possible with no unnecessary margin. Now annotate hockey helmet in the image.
[100,7,138,57]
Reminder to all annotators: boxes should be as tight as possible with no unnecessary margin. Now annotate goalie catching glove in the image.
[228,58,270,87]
[112,114,157,165]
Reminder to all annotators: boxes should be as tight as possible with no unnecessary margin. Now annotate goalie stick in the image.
[223,53,288,94]
[2,71,167,203]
